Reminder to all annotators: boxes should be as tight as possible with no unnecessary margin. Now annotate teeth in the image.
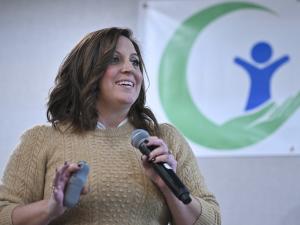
[116,80,134,87]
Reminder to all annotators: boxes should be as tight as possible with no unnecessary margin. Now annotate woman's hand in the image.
[48,162,88,221]
[11,162,89,225]
[140,136,177,189]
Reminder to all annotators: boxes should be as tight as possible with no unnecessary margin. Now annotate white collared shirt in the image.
[96,118,128,129]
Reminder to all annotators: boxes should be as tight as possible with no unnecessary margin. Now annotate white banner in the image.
[139,0,300,156]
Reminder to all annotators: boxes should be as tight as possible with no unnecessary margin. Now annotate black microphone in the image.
[131,129,192,204]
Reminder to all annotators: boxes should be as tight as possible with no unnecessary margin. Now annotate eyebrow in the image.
[131,53,139,57]
[115,51,138,58]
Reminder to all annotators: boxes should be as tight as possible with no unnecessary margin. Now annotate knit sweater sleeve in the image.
[160,123,221,225]
[0,125,50,225]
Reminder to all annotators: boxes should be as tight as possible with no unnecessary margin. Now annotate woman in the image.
[0,27,221,225]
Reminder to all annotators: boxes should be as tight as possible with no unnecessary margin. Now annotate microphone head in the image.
[131,129,149,148]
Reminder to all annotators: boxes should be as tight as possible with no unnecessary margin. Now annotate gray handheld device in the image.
[63,161,90,208]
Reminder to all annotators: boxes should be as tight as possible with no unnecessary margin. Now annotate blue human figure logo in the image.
[234,41,290,111]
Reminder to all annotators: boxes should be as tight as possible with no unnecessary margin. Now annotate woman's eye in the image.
[131,59,140,67]
[111,56,119,64]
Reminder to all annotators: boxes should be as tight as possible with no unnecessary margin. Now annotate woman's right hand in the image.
[11,162,88,225]
[47,162,88,221]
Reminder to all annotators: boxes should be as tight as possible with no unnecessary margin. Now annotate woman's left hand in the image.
[140,136,177,189]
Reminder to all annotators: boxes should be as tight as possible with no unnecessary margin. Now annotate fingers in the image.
[50,161,88,215]
[53,162,69,190]
[146,137,171,162]
[81,186,89,195]
[68,162,82,173]
[143,137,177,171]
[141,155,152,169]
[52,162,81,193]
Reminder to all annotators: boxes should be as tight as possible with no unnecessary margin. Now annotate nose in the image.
[121,60,133,73]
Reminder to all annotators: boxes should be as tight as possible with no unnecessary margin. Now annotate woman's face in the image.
[98,36,143,112]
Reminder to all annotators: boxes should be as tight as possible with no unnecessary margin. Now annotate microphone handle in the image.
[139,143,192,204]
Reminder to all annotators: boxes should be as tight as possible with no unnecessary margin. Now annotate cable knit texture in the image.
[0,122,221,225]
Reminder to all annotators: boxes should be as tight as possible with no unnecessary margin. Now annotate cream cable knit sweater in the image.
[0,122,221,225]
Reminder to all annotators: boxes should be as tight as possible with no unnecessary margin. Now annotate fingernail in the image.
[148,157,156,162]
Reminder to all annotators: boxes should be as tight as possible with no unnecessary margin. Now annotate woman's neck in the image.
[97,109,129,128]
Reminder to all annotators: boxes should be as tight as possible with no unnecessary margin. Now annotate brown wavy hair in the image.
[47,27,160,136]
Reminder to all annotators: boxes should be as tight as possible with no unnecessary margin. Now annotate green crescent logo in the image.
[159,2,300,150]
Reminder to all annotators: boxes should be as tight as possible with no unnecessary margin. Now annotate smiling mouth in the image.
[115,80,134,87]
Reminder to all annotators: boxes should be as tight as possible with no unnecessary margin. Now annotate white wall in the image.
[0,1,299,225]
[0,0,139,176]
[200,156,300,225]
